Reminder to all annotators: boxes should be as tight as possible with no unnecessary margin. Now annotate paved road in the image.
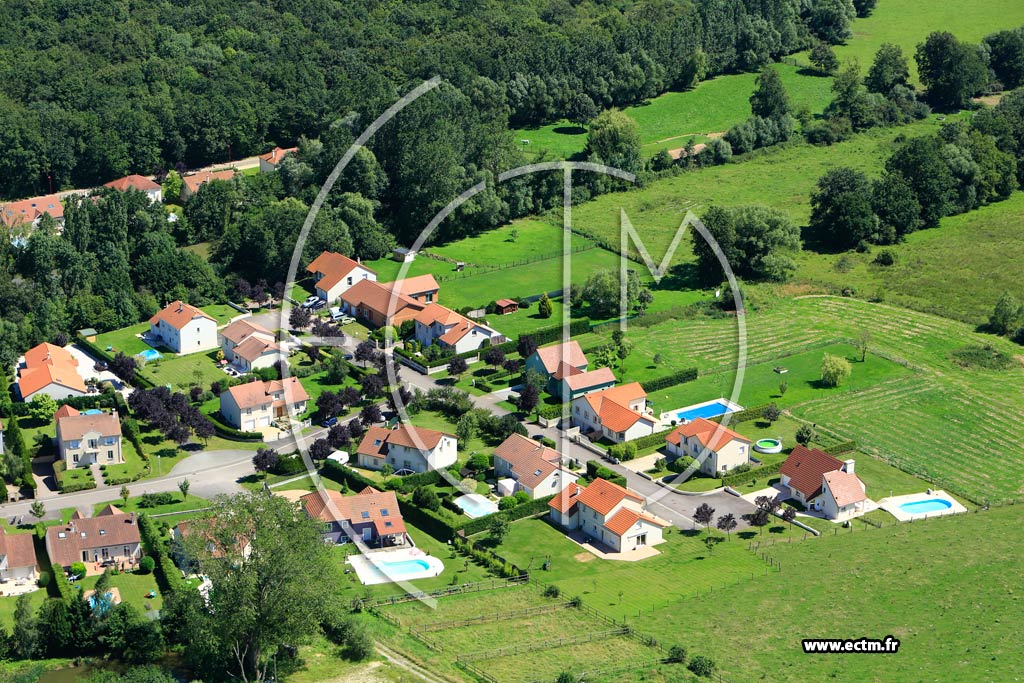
[3,450,253,520]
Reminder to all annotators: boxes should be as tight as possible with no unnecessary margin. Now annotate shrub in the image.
[543,584,561,599]
[70,561,87,578]
[667,644,687,663]
[640,367,698,393]
[821,353,852,387]
[138,556,156,574]
[668,456,696,474]
[37,571,51,588]
[498,497,517,510]
[137,492,177,508]
[873,249,896,266]
[689,655,715,677]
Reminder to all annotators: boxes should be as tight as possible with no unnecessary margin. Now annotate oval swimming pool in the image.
[378,559,431,576]
[898,498,953,515]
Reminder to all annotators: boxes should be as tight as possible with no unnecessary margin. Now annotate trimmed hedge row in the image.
[722,461,782,488]
[710,403,773,425]
[208,413,263,441]
[628,427,677,452]
[321,458,376,491]
[459,494,555,536]
[138,513,184,595]
[53,461,97,493]
[824,440,857,455]
[76,335,155,389]
[527,318,591,346]
[640,367,698,393]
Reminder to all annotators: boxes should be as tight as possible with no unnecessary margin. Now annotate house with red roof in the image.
[0,529,38,582]
[15,343,87,402]
[45,506,142,572]
[492,433,578,499]
[666,417,752,476]
[356,424,457,473]
[258,146,298,173]
[149,300,218,354]
[548,478,668,553]
[340,279,426,328]
[219,377,309,431]
[0,194,64,230]
[180,169,235,201]
[525,341,616,399]
[414,303,503,354]
[104,175,162,203]
[55,406,123,468]
[300,487,408,547]
[779,445,867,521]
[219,319,281,372]
[306,251,378,303]
[571,382,657,443]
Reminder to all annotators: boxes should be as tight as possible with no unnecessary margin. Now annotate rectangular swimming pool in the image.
[673,398,742,423]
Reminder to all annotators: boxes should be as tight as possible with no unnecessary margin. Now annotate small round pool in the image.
[898,498,953,515]
[753,438,783,454]
[137,348,163,361]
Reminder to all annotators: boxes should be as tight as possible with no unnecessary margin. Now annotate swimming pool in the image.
[82,409,104,415]
[670,398,743,423]
[898,498,953,515]
[138,348,163,361]
[454,493,499,518]
[347,548,445,585]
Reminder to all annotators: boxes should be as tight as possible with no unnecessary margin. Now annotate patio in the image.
[0,579,40,598]
[564,528,663,562]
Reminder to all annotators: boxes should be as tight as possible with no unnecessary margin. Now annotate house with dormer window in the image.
[45,506,142,572]
[300,487,409,547]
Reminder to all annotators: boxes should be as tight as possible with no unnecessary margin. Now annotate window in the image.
[347,276,353,285]
[99,529,106,536]
[73,454,79,463]
[381,509,389,517]
[107,451,114,461]
[124,546,129,556]
[361,511,370,519]
[88,439,98,449]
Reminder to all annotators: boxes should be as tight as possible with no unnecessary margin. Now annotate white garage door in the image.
[242,420,256,431]
[257,416,271,427]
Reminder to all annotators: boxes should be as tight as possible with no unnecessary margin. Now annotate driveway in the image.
[67,343,132,397]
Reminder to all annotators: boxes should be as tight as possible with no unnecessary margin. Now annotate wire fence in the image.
[365,575,529,609]
[457,627,629,663]
[424,243,597,283]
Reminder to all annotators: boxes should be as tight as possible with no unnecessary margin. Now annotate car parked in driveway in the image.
[321,416,338,428]
[301,295,321,308]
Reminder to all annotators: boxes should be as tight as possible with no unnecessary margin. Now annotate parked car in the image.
[321,416,338,428]
[343,353,354,361]
[302,295,321,308]
[311,300,327,311]
[338,316,356,325]
[329,307,345,321]
[94,361,108,372]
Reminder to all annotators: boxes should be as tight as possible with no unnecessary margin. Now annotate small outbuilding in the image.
[393,247,416,263]
[494,298,519,315]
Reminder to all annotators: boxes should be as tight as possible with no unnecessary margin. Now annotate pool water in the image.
[138,349,163,361]
[377,559,431,576]
[676,400,736,422]
[898,498,953,515]
[454,494,499,518]
[82,409,104,415]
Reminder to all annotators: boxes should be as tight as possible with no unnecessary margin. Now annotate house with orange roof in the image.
[571,382,657,443]
[45,506,142,572]
[15,343,87,402]
[103,174,162,203]
[55,406,123,468]
[219,377,309,431]
[258,146,297,173]
[389,274,439,304]
[219,319,281,372]
[306,250,378,303]
[0,528,38,582]
[780,445,867,521]
[414,303,502,354]
[666,417,752,476]
[300,487,408,547]
[149,300,218,354]
[0,194,64,230]
[340,279,427,328]
[548,478,668,553]
[492,433,578,499]
[356,424,457,473]
[524,341,615,399]
[180,169,235,201]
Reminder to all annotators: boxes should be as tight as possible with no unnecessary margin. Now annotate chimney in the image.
[842,459,855,474]
[177,301,183,313]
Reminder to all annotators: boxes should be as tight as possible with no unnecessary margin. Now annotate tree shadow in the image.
[737,530,757,540]
[552,125,587,136]
[796,67,830,78]
[768,525,786,534]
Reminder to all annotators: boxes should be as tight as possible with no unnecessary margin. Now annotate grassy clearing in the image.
[94,323,151,357]
[514,63,834,160]
[141,350,228,390]
[200,303,241,325]
[662,505,1024,682]
[93,493,209,517]
[473,633,661,683]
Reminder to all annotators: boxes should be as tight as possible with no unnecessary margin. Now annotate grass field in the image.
[93,493,209,517]
[659,504,1024,682]
[513,63,835,160]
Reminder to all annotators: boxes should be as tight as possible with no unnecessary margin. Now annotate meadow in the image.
[655,504,1024,682]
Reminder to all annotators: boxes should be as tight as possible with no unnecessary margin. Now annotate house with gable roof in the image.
[15,343,87,402]
[492,433,578,499]
[180,169,235,201]
[306,251,378,303]
[414,303,503,354]
[779,445,868,521]
[0,529,38,582]
[665,417,752,476]
[149,300,218,354]
[0,194,64,230]
[356,424,457,473]
[219,318,281,372]
[525,341,618,399]
[300,487,408,547]
[55,405,123,468]
[258,146,298,173]
[45,505,142,571]
[104,175,162,203]
[548,478,668,553]
[219,377,309,431]
[571,382,657,443]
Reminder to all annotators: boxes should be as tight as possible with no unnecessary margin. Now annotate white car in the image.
[302,295,321,308]
[329,307,345,321]
[338,316,356,325]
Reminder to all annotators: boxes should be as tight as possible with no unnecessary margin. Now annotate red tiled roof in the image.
[17,343,86,398]
[824,470,866,507]
[54,405,80,420]
[533,341,587,376]
[495,299,518,307]
[0,529,37,571]
[575,477,643,516]
[182,169,235,194]
[45,510,140,567]
[0,194,64,228]
[56,411,121,441]
[780,445,846,500]
[225,378,308,411]
[493,433,566,491]
[357,424,449,460]
[149,300,215,331]
[581,383,651,433]
[548,481,581,515]
[563,367,616,392]
[220,318,273,344]
[603,508,667,536]
[232,336,280,362]
[666,417,750,452]
[414,303,464,328]
[300,487,406,536]
[307,251,375,293]
[390,274,439,297]
[258,146,297,165]
[341,279,423,322]
[104,174,161,193]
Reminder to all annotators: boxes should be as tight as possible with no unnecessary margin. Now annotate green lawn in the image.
[93,493,209,517]
[659,504,1024,682]
[426,221,593,266]
[94,323,151,357]
[99,437,148,484]
[140,350,227,390]
[513,63,835,160]
[406,410,490,465]
[200,303,243,325]
[73,570,163,615]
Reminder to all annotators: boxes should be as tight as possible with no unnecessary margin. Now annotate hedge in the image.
[321,459,377,491]
[585,461,627,488]
[537,404,565,420]
[76,335,155,389]
[640,367,698,393]
[138,513,184,595]
[459,494,555,536]
[824,440,857,455]
[397,497,462,541]
[628,427,676,451]
[53,461,97,493]
[721,461,782,488]
[393,339,517,370]
[2,411,35,491]
[208,413,263,441]
[452,535,526,579]
[710,403,773,425]
[526,319,591,346]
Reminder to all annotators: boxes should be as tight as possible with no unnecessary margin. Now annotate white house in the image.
[413,303,503,354]
[548,478,668,553]
[219,377,310,431]
[779,445,867,521]
[45,506,142,571]
[258,146,297,173]
[219,319,281,372]
[492,433,578,499]
[104,175,163,203]
[54,405,123,468]
[356,424,457,473]
[149,301,218,354]
[0,529,37,582]
[571,382,657,443]
[306,251,377,303]
[665,417,752,476]
[15,343,87,402]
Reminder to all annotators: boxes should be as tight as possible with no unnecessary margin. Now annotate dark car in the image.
[321,416,339,428]
[94,361,108,372]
